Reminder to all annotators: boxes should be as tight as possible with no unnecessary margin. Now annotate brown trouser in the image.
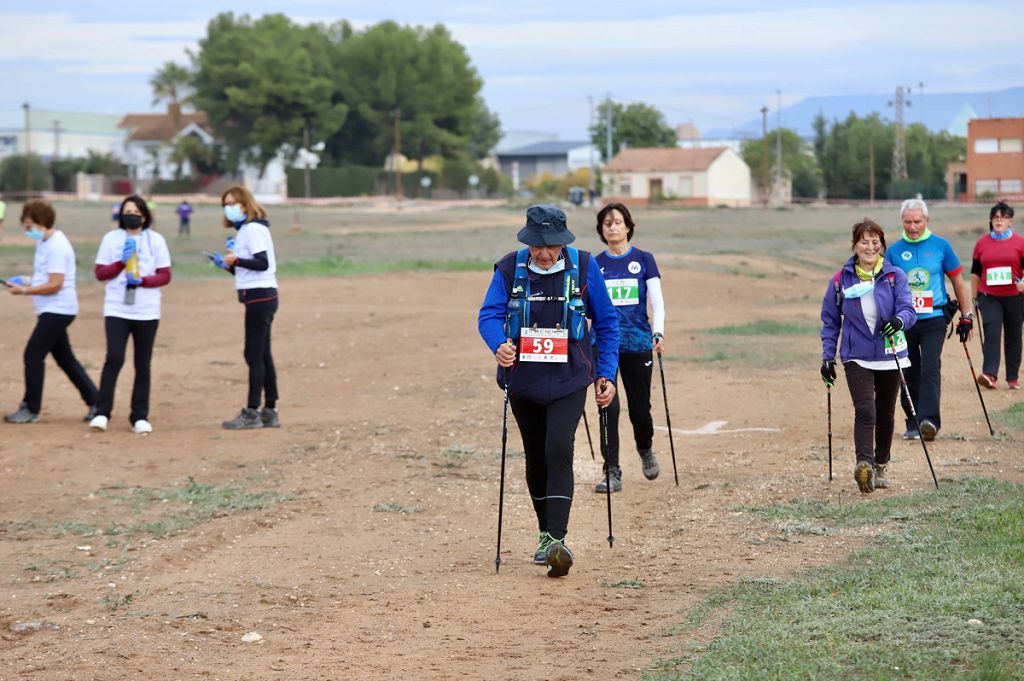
[843,362,900,466]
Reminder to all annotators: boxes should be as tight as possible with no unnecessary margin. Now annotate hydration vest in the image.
[505,247,586,342]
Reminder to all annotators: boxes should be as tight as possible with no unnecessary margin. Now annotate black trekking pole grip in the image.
[894,356,939,489]
[495,366,511,573]
[657,351,679,487]
[597,379,614,549]
[827,386,833,482]
[962,341,995,437]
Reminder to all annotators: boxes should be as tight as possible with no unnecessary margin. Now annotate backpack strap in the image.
[514,248,531,326]
[832,270,843,307]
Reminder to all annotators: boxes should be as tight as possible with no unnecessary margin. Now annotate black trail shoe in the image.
[640,449,660,480]
[222,408,263,430]
[545,540,574,578]
[260,407,280,428]
[854,462,874,494]
[5,402,39,424]
[902,428,920,441]
[83,405,98,423]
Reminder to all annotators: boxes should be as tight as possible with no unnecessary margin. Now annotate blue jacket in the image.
[820,257,917,363]
[478,249,619,404]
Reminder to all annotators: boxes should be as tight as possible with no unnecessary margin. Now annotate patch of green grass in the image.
[706,319,819,336]
[101,590,142,611]
[602,578,645,590]
[24,559,79,581]
[994,402,1024,430]
[372,502,421,514]
[650,478,1024,680]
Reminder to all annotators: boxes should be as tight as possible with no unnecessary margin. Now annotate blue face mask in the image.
[223,204,246,224]
[25,227,44,241]
[842,280,874,299]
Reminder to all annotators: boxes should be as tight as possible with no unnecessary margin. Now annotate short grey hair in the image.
[900,198,929,220]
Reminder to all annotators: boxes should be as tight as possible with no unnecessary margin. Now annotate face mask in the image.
[224,205,246,223]
[25,227,44,241]
[842,280,874,299]
[122,214,144,230]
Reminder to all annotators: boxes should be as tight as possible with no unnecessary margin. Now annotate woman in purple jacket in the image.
[820,219,917,494]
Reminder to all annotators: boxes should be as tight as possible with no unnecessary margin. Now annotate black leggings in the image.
[510,388,587,541]
[843,362,900,466]
[96,316,159,423]
[602,351,654,471]
[978,293,1023,382]
[22,313,97,414]
[244,297,279,409]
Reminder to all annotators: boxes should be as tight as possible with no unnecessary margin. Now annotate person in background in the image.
[591,202,666,493]
[90,195,173,434]
[177,200,193,238]
[210,186,281,429]
[821,219,916,494]
[971,201,1024,390]
[3,199,98,424]
[884,198,973,442]
[0,198,7,241]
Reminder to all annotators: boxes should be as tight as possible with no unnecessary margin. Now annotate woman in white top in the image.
[211,185,280,430]
[90,195,172,434]
[3,200,98,423]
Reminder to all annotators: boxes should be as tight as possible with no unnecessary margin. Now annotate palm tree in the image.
[150,61,192,124]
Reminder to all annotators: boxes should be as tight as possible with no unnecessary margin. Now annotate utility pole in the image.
[23,102,32,196]
[918,81,924,126]
[588,96,596,205]
[605,94,613,163]
[393,108,403,200]
[302,124,311,199]
[51,120,63,158]
[868,120,876,204]
[775,90,783,207]
[889,86,909,181]
[760,105,769,209]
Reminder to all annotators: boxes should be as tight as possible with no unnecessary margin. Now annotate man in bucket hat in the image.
[478,204,619,577]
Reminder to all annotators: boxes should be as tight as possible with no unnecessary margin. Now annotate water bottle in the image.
[124,236,140,305]
[567,294,585,340]
[505,290,522,341]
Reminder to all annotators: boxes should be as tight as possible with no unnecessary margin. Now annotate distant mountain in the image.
[705,86,1024,139]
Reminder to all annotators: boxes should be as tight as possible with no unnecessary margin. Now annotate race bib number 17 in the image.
[519,327,569,363]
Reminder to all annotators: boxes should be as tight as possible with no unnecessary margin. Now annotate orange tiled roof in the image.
[603,147,728,172]
[118,109,212,143]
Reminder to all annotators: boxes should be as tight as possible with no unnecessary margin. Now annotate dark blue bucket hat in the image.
[517,204,576,246]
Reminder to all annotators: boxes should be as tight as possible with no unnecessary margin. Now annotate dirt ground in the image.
[0,205,1021,680]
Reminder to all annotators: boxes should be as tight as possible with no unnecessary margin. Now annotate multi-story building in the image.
[949,117,1024,202]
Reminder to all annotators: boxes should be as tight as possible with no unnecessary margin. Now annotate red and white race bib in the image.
[520,327,569,363]
[911,290,933,314]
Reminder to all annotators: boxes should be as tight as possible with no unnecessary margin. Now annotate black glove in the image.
[956,314,973,343]
[880,316,904,339]
[820,359,836,387]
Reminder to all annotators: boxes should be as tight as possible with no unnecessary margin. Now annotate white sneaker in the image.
[89,415,108,431]
[132,419,153,435]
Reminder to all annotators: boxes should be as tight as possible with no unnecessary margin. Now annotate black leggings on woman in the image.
[603,351,655,471]
[243,296,278,409]
[22,313,97,414]
[95,317,159,423]
[977,293,1023,382]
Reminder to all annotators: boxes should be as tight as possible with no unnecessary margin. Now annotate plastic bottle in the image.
[124,237,140,305]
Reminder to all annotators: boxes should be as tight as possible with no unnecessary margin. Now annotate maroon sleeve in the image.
[95,261,124,281]
[141,266,172,288]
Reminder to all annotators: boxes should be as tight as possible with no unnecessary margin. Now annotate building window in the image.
[619,180,631,195]
[975,179,998,195]
[1000,139,1023,153]
[999,179,1022,193]
[974,138,999,154]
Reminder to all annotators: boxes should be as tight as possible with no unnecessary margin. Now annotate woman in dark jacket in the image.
[820,219,917,494]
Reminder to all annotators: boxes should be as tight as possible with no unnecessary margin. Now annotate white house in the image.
[118,105,215,184]
[602,147,752,207]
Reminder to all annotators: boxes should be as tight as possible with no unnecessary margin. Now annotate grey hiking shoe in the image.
[222,408,263,430]
[594,467,622,493]
[874,463,890,489]
[854,462,874,494]
[260,407,280,428]
[918,419,938,442]
[545,539,574,578]
[902,428,920,440]
[533,532,555,565]
[4,402,39,424]
[640,448,660,480]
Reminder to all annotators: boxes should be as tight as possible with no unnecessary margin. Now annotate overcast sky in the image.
[1,1,1021,139]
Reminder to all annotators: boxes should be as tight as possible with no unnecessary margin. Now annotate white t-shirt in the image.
[31,229,78,316]
[96,229,172,320]
[852,279,910,370]
[233,221,277,290]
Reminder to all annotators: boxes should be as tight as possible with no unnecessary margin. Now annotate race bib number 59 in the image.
[520,327,569,363]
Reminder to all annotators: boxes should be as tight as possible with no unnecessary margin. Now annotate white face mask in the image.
[528,258,565,275]
[843,280,874,299]
[223,204,246,223]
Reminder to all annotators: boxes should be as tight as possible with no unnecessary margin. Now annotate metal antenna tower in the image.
[890,85,910,181]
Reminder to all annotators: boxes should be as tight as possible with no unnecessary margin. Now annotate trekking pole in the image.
[597,379,615,549]
[893,355,939,489]
[827,386,833,482]
[657,351,680,487]
[495,366,511,573]
[975,303,984,345]
[962,341,996,437]
[582,410,595,461]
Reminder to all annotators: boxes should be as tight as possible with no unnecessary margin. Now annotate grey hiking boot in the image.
[545,539,574,578]
[874,463,890,489]
[4,402,39,424]
[260,407,280,428]
[640,448,660,480]
[533,532,555,565]
[918,419,938,442]
[854,462,874,494]
[222,408,263,430]
[902,428,920,440]
[594,467,622,493]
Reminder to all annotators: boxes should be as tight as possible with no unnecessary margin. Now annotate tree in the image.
[169,133,216,179]
[327,21,498,167]
[150,61,193,124]
[190,13,348,175]
[741,128,822,199]
[0,154,51,192]
[590,100,677,161]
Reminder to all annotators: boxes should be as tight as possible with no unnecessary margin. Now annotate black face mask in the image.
[122,214,144,230]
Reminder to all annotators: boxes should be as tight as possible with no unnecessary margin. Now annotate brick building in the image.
[948,117,1024,202]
